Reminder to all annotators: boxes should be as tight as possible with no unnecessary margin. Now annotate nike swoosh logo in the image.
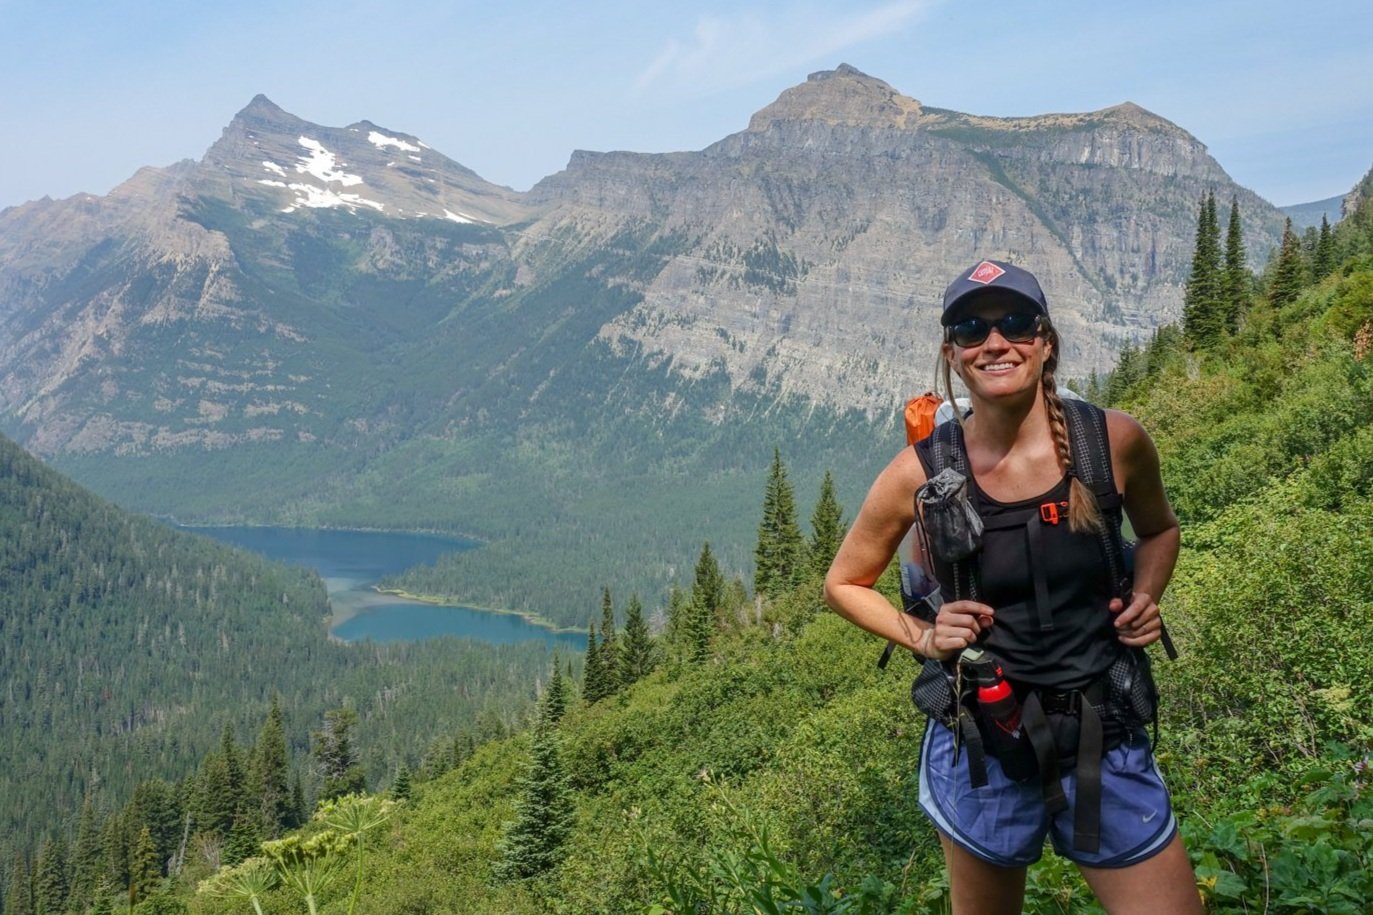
[1142,810,1158,823]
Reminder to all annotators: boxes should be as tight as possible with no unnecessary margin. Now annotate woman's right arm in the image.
[823,448,994,659]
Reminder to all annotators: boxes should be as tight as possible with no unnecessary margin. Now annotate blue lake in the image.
[182,526,584,649]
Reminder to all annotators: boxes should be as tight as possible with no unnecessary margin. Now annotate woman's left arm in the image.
[1106,410,1180,647]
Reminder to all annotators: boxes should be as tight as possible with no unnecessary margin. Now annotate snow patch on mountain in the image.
[295,137,363,186]
[443,209,474,224]
[367,130,421,153]
[263,160,287,177]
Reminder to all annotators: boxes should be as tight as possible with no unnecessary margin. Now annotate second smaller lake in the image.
[183,525,585,650]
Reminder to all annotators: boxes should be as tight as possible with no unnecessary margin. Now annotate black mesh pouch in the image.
[911,659,957,726]
[1104,647,1158,728]
[916,468,983,563]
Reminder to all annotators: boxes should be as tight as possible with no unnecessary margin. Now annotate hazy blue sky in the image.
[2,0,1369,211]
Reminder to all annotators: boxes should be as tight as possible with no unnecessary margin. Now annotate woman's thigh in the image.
[1075,833,1202,914]
[940,833,1028,915]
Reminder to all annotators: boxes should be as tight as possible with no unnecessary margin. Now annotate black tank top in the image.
[915,444,1123,691]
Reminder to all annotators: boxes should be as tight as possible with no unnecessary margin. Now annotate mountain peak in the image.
[749,64,922,131]
[1097,101,1181,133]
[236,94,291,121]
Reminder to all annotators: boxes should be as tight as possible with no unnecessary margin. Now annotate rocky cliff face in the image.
[528,66,1284,414]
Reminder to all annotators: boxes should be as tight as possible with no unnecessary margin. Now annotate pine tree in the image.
[391,764,413,802]
[70,797,103,912]
[1222,197,1249,333]
[1183,191,1224,347]
[543,661,570,724]
[618,593,655,686]
[254,696,292,838]
[289,772,308,829]
[754,449,804,598]
[223,812,261,867]
[220,725,249,821]
[597,587,621,696]
[129,826,160,904]
[100,810,130,894]
[5,851,33,915]
[1269,218,1306,310]
[689,542,725,663]
[128,780,180,877]
[193,753,235,838]
[494,715,574,880]
[312,708,366,801]
[34,836,69,915]
[807,470,847,578]
[90,881,115,915]
[1315,214,1337,277]
[581,623,604,704]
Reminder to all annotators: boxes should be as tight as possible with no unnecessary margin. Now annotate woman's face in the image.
[944,291,1051,402]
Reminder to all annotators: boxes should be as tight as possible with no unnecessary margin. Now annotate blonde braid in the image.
[1041,323,1103,534]
[940,345,965,428]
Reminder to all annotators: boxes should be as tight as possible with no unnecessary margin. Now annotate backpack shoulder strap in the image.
[1063,398,1179,659]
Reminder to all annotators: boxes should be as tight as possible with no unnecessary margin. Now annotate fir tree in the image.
[70,797,103,912]
[254,696,292,838]
[34,836,69,915]
[128,780,180,877]
[193,753,235,838]
[290,772,308,829]
[219,724,250,824]
[223,812,261,868]
[597,587,621,696]
[754,449,804,598]
[494,715,574,880]
[1222,197,1249,333]
[1269,218,1306,310]
[618,593,655,686]
[129,826,160,904]
[689,542,725,663]
[581,623,604,704]
[807,470,847,578]
[100,810,130,893]
[543,661,570,725]
[90,881,114,915]
[1315,214,1337,277]
[312,708,366,801]
[1183,191,1224,347]
[391,764,413,802]
[5,852,33,915]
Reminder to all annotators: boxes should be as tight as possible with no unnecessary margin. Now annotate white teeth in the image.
[981,363,1014,371]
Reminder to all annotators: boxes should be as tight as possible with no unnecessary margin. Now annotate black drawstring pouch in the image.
[916,468,983,562]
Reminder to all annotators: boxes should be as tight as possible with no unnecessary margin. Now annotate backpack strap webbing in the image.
[1062,399,1178,661]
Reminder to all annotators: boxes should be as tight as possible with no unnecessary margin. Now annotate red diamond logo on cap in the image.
[968,261,1005,285]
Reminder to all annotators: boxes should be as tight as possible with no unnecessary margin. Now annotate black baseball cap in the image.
[941,259,1049,326]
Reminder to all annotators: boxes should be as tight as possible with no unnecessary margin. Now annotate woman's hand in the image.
[923,600,995,660]
[1110,592,1161,647]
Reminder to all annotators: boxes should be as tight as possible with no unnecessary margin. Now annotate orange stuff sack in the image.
[904,392,945,445]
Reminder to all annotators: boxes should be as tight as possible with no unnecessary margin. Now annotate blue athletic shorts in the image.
[917,719,1177,869]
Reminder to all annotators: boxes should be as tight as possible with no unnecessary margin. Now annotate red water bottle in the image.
[977,664,1022,736]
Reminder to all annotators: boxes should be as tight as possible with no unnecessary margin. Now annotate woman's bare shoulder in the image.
[1103,409,1156,460]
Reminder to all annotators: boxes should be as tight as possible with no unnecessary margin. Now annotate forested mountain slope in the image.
[0,433,560,856]
[168,166,1373,915]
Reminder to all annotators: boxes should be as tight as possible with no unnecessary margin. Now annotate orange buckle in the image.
[1039,501,1068,525]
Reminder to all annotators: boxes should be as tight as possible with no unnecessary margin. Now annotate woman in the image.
[824,260,1200,914]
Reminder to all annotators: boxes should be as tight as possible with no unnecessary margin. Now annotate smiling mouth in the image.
[978,362,1017,372]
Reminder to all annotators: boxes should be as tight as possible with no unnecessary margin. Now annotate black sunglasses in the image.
[946,312,1044,347]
